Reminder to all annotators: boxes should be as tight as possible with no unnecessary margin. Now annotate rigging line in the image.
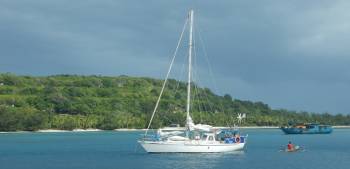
[164,62,186,122]
[196,26,221,96]
[163,44,187,118]
[195,62,216,123]
[164,59,186,120]
[192,50,214,114]
[168,61,186,123]
[192,29,213,115]
[192,31,208,119]
[193,84,201,122]
[193,83,206,123]
[191,22,197,118]
[196,21,228,116]
[172,54,187,99]
[191,26,205,123]
[144,17,188,136]
[198,80,214,114]
[191,57,201,120]
[191,21,216,114]
[169,37,187,96]
[196,78,215,114]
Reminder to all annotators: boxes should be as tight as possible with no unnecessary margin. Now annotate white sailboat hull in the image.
[139,141,245,153]
[140,10,249,154]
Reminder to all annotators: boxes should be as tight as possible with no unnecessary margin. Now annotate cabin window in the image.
[202,135,207,141]
[209,136,214,141]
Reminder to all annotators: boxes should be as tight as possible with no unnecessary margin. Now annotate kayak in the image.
[281,145,304,152]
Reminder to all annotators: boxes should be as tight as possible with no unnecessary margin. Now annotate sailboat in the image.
[138,10,247,153]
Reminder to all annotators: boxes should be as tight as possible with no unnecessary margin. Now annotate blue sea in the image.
[0,129,349,169]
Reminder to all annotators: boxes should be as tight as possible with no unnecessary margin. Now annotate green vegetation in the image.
[0,73,349,131]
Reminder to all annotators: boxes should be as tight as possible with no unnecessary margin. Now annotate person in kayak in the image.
[287,141,294,151]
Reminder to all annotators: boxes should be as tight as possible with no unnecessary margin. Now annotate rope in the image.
[144,17,188,136]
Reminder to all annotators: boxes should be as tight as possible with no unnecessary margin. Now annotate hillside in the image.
[0,73,349,131]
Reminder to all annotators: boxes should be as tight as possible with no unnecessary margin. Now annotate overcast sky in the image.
[1,0,350,114]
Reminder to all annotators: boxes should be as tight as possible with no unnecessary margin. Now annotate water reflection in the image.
[147,151,246,169]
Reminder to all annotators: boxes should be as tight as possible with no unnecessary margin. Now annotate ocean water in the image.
[0,129,349,169]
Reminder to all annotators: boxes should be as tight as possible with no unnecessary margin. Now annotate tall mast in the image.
[186,9,194,122]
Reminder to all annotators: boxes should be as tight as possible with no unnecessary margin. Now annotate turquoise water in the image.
[0,129,349,169]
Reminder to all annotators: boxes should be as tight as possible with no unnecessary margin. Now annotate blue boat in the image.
[281,123,333,134]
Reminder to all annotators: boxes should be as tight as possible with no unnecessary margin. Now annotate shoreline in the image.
[1,126,349,133]
[36,129,103,132]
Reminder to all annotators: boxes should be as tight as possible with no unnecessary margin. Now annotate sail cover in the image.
[186,116,213,132]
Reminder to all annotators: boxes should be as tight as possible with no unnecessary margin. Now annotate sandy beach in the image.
[37,129,103,133]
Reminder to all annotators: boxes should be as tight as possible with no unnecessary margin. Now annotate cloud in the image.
[0,0,349,114]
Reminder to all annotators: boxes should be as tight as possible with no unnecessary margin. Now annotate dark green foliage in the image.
[0,73,349,131]
[0,106,48,131]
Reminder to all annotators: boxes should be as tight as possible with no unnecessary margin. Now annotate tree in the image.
[223,94,232,101]
[0,73,349,131]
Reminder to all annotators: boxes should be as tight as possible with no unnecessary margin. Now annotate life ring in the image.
[235,136,240,143]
